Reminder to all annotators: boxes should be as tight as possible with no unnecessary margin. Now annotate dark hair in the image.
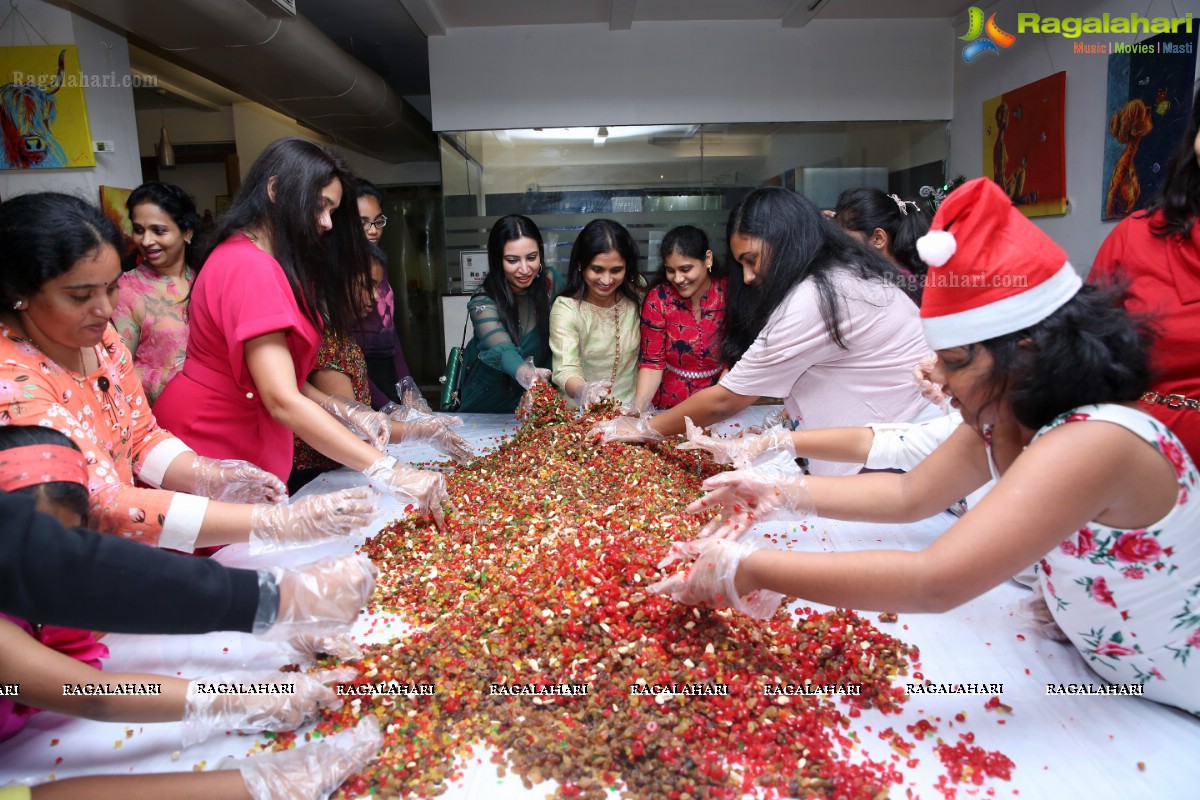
[356,179,384,206]
[126,182,203,270]
[562,219,642,306]
[206,137,371,336]
[0,425,89,523]
[652,225,719,287]
[0,192,123,307]
[367,241,388,268]
[952,284,1154,432]
[1145,80,1200,238]
[721,187,903,365]
[481,215,552,362]
[833,188,930,299]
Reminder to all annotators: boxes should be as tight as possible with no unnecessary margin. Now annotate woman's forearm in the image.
[270,389,381,473]
[650,384,757,436]
[790,427,876,464]
[633,368,663,410]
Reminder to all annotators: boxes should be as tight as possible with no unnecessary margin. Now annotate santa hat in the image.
[915,177,1081,350]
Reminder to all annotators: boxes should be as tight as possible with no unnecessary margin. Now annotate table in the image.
[1,411,1196,798]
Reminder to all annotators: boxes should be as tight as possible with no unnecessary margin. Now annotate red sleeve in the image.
[638,287,668,370]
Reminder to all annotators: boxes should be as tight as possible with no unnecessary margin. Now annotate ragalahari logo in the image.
[960,7,1016,63]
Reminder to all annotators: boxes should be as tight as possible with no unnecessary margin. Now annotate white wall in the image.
[949,0,1200,271]
[0,0,141,199]
[430,19,955,131]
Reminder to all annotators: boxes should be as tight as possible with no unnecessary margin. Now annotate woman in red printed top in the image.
[631,225,726,412]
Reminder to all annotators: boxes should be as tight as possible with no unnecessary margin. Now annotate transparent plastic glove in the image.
[686,467,814,540]
[248,488,376,555]
[648,536,784,620]
[319,395,390,450]
[381,403,473,464]
[235,716,382,800]
[397,376,463,427]
[181,667,355,747]
[571,379,612,409]
[1018,590,1070,642]
[257,555,377,642]
[913,353,949,411]
[363,455,450,527]
[588,414,665,445]
[190,455,287,505]
[618,398,655,417]
[677,416,796,468]
[515,357,552,391]
[284,632,364,665]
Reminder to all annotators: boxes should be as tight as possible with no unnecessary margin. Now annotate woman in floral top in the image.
[649,178,1200,715]
[112,182,199,403]
[632,225,726,411]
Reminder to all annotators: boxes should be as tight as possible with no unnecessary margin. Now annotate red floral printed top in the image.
[638,278,726,409]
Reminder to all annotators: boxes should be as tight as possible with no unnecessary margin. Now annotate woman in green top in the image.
[458,215,564,412]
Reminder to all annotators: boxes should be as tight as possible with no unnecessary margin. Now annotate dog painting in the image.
[1102,29,1198,220]
[0,46,95,170]
[982,72,1067,218]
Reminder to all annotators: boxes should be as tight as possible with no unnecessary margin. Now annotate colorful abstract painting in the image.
[1101,28,1198,220]
[0,46,95,169]
[99,185,139,265]
[982,71,1067,218]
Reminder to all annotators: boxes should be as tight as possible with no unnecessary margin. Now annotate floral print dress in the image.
[112,262,194,403]
[638,278,726,408]
[1032,404,1200,715]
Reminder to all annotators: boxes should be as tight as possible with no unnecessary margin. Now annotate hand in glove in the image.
[913,353,949,410]
[397,376,463,427]
[685,468,814,540]
[571,379,612,409]
[319,395,390,450]
[283,632,364,665]
[255,555,377,641]
[382,403,473,464]
[588,415,665,445]
[247,488,376,555]
[677,416,796,468]
[648,536,784,620]
[190,455,287,505]
[235,716,382,800]
[363,456,450,527]
[515,357,552,391]
[181,667,355,746]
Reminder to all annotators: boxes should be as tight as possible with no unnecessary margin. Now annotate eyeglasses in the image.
[362,215,388,231]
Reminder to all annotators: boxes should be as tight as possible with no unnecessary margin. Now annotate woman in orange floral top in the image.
[0,193,374,553]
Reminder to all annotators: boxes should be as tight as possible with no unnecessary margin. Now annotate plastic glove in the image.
[648,536,784,620]
[397,376,463,427]
[363,455,450,527]
[913,353,949,411]
[190,455,287,505]
[320,395,391,450]
[181,667,355,747]
[247,488,376,555]
[515,357,552,391]
[677,416,796,468]
[284,632,364,665]
[256,555,377,642]
[381,403,473,464]
[235,716,382,800]
[746,406,790,435]
[1018,589,1070,642]
[589,415,665,445]
[571,379,612,409]
[686,467,814,540]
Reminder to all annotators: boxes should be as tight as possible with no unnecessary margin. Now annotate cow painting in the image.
[0,49,69,169]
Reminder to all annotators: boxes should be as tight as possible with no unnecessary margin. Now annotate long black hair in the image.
[1145,80,1200,238]
[561,219,642,306]
[0,192,123,307]
[206,137,372,337]
[721,187,902,365]
[833,187,929,301]
[126,181,203,271]
[0,425,89,523]
[481,214,553,362]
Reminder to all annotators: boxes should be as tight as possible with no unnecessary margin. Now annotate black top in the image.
[0,491,260,634]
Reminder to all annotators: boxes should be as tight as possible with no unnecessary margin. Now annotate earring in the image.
[12,299,26,311]
[185,236,193,244]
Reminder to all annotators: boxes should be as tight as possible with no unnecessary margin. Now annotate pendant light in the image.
[155,89,175,168]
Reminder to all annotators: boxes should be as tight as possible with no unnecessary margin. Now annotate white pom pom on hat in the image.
[916,229,957,267]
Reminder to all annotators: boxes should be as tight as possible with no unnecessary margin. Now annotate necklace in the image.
[609,301,622,383]
[5,316,88,375]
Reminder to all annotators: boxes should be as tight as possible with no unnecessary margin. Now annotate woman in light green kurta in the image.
[459,215,563,413]
[550,219,643,408]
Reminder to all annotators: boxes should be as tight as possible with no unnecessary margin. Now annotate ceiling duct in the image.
[69,0,436,163]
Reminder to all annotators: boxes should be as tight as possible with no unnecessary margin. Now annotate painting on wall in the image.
[0,46,95,169]
[98,185,139,265]
[982,71,1067,218]
[1101,28,1199,220]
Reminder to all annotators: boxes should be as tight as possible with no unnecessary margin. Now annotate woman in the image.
[594,187,934,476]
[653,178,1200,716]
[459,214,563,413]
[1091,80,1200,461]
[550,219,642,408]
[111,182,199,402]
[631,225,726,411]
[154,138,448,522]
[0,192,373,552]
[831,187,929,303]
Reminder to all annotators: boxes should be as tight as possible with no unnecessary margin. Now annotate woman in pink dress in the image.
[111,182,200,403]
[154,138,448,522]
